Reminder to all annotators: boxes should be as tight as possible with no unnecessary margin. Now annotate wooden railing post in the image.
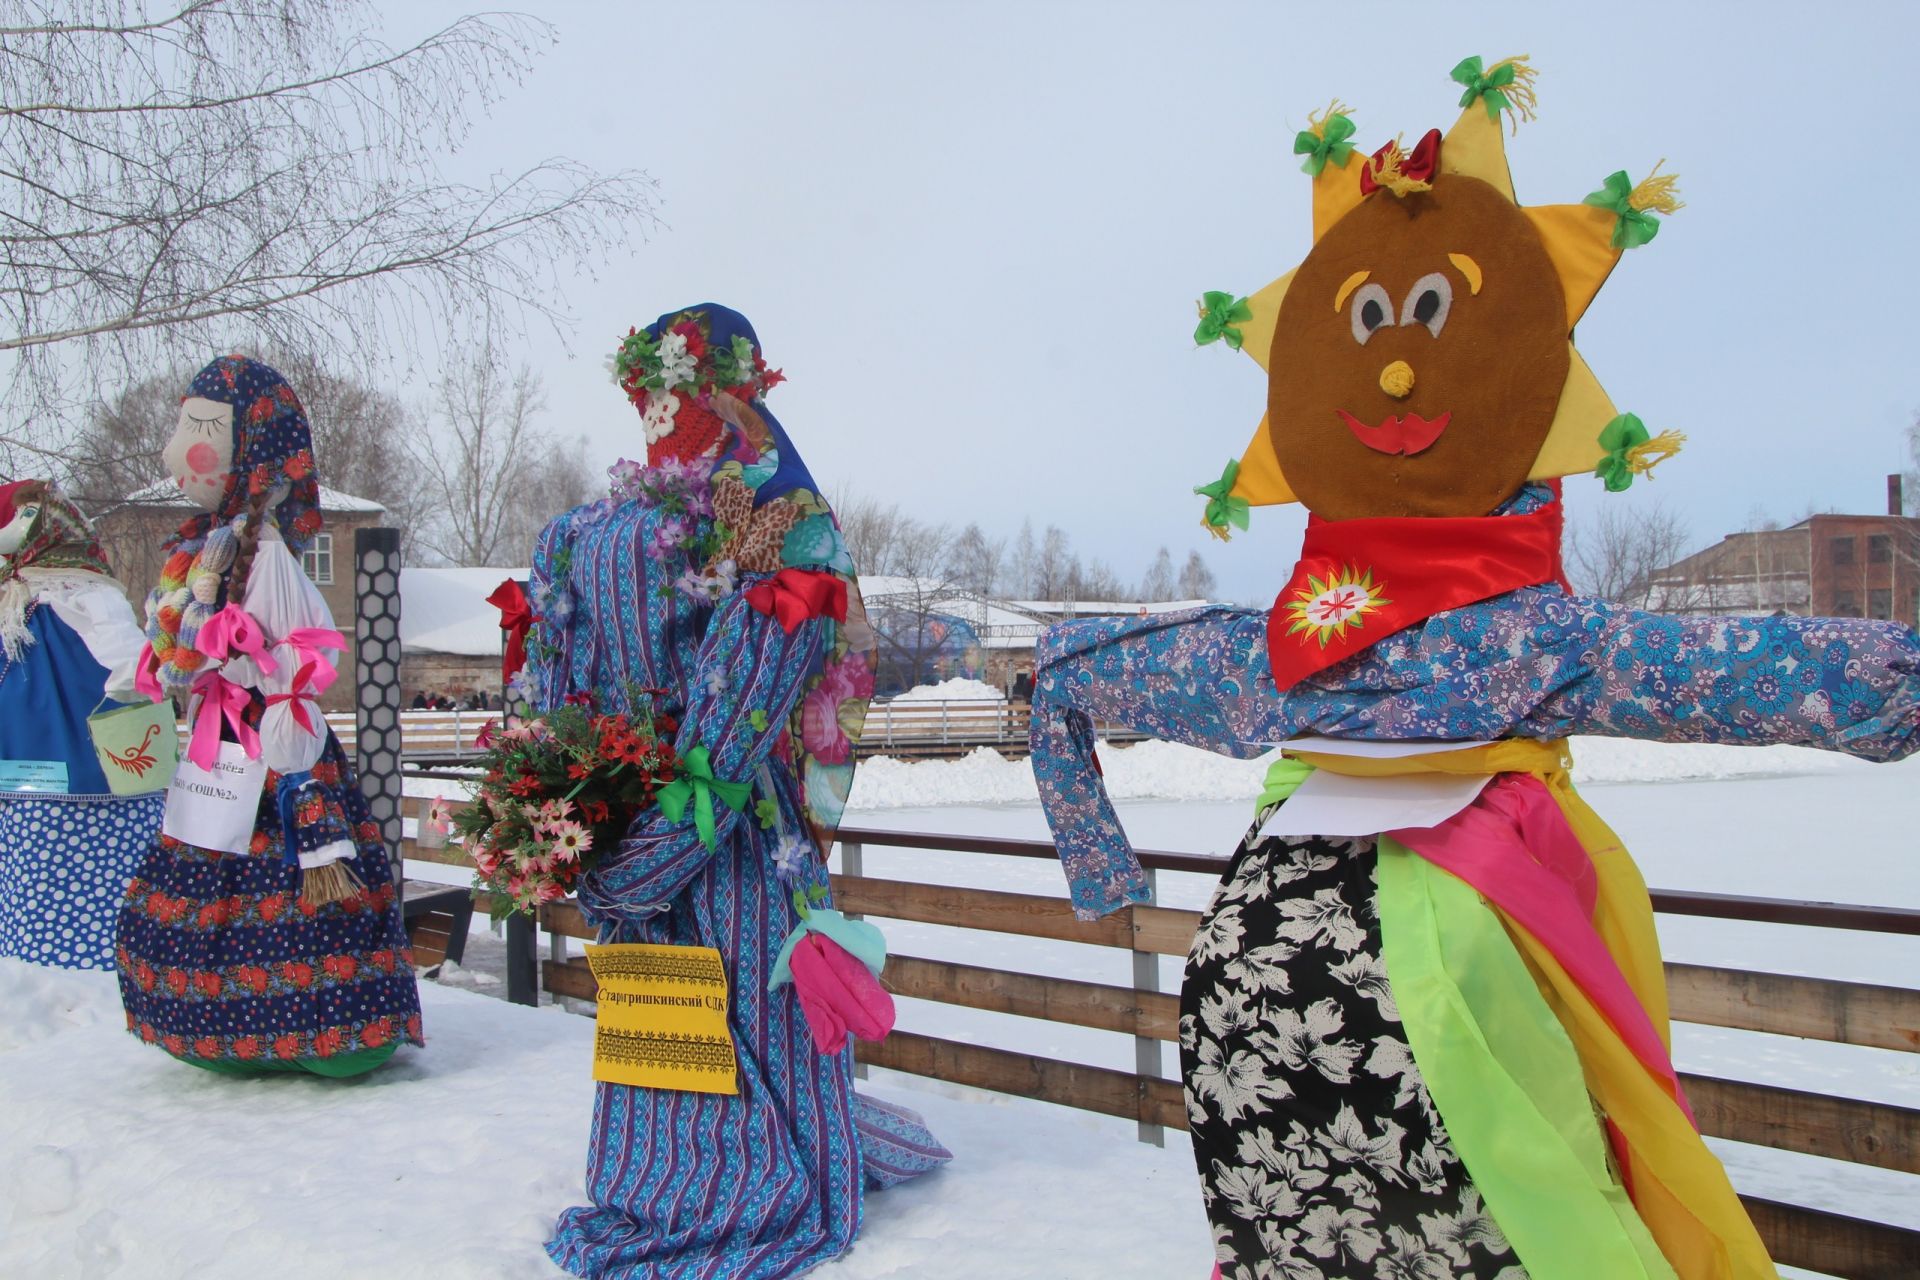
[842,839,869,1081]
[1133,867,1165,1147]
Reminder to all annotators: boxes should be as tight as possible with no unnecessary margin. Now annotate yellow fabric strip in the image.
[1290,740,1775,1280]
[1376,837,1674,1279]
[587,942,738,1095]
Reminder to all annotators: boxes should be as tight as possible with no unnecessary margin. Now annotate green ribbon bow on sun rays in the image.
[1450,55,1519,120]
[1594,413,1651,493]
[658,745,754,851]
[1195,458,1251,538]
[1583,171,1663,250]
[1194,291,1254,350]
[1292,112,1357,176]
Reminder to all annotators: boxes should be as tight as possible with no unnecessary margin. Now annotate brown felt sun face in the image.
[1268,175,1569,521]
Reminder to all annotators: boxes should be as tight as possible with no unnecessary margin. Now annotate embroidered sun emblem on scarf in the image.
[1285,565,1390,647]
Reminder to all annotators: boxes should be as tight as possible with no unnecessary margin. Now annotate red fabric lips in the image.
[1337,409,1451,456]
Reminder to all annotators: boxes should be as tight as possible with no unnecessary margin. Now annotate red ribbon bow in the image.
[194,603,279,676]
[1357,127,1441,196]
[745,568,849,633]
[187,670,260,769]
[488,579,537,682]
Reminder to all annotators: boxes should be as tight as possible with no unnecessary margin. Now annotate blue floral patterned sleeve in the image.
[1032,590,1920,917]
[577,591,824,927]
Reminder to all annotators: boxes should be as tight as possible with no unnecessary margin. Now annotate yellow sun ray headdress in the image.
[1193,55,1684,529]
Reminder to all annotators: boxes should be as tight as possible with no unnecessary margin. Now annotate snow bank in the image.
[0,960,1208,1280]
[887,678,1005,703]
[846,736,1874,811]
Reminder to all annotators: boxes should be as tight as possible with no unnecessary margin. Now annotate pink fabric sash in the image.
[187,670,260,769]
[1387,773,1696,1128]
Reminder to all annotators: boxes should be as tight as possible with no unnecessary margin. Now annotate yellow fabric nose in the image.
[1379,360,1415,399]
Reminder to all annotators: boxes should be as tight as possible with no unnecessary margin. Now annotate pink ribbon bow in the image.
[187,670,260,769]
[283,626,347,673]
[787,933,896,1054]
[194,604,278,676]
[263,659,335,734]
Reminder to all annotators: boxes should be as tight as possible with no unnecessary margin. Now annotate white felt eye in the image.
[1400,272,1453,336]
[1349,283,1395,345]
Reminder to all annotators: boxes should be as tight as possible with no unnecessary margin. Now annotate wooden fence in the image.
[278,702,1147,764]
[397,799,1920,1280]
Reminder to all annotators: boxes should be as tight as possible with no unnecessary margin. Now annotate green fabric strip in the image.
[179,1041,399,1079]
[1375,838,1674,1280]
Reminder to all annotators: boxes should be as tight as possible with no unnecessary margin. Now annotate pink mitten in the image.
[787,933,895,1054]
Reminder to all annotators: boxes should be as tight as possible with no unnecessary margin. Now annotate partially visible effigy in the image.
[112,355,422,1077]
[513,304,946,1280]
[0,480,163,968]
[1029,58,1920,1280]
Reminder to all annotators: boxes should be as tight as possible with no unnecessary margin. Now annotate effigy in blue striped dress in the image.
[535,305,945,1280]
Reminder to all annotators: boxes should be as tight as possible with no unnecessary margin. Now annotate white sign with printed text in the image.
[161,740,266,854]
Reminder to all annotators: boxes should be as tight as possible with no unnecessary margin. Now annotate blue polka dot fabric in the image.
[0,792,161,969]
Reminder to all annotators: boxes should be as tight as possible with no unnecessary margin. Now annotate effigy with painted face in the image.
[1030,57,1920,1280]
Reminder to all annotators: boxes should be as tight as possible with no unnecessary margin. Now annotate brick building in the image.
[94,482,389,710]
[1647,477,1920,626]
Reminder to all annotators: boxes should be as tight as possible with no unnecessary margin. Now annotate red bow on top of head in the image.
[488,579,537,682]
[1358,127,1442,196]
[745,568,848,634]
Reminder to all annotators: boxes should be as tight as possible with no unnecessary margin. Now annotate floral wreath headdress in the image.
[612,313,786,456]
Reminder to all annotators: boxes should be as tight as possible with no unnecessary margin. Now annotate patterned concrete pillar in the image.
[354,527,404,882]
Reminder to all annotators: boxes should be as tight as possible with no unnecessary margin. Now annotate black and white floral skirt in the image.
[1179,831,1525,1280]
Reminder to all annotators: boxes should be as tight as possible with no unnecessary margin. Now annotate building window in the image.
[1869,533,1892,564]
[301,532,334,586]
[1834,591,1858,616]
[1830,536,1856,566]
[1870,589,1893,620]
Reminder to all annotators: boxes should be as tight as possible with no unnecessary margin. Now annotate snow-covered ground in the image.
[0,961,1206,1280]
[884,678,1005,703]
[13,740,1915,1277]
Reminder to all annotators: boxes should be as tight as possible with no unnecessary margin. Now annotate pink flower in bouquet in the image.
[473,844,504,877]
[535,879,568,903]
[799,653,874,766]
[534,798,576,838]
[549,821,593,864]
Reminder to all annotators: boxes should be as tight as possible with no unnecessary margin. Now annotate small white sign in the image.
[1258,769,1493,839]
[162,741,267,854]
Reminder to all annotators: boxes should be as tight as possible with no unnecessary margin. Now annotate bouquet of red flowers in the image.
[456,691,679,917]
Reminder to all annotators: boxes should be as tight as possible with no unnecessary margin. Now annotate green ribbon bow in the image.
[1292,112,1357,176]
[1194,458,1251,535]
[1594,413,1650,493]
[658,745,753,851]
[1193,290,1253,350]
[1450,55,1517,120]
[1583,171,1662,250]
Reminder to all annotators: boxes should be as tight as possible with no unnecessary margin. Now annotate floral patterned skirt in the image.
[1180,832,1524,1279]
[112,736,423,1069]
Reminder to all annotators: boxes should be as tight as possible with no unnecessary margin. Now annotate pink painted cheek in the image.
[186,442,221,474]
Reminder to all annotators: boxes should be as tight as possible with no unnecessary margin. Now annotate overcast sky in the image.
[394,1,1920,602]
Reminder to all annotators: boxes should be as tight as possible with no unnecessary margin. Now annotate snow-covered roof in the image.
[1008,598,1210,617]
[400,566,525,656]
[125,479,386,514]
[858,577,1053,649]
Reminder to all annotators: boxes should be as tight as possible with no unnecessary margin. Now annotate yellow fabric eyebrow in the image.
[1447,252,1483,295]
[1333,269,1371,312]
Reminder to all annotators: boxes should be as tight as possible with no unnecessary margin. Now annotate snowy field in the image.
[6,738,1916,1277]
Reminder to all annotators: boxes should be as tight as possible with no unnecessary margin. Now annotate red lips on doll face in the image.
[1336,409,1451,456]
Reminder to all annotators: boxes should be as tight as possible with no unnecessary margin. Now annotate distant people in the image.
[410,690,429,710]
[487,691,504,711]
[1011,669,1034,702]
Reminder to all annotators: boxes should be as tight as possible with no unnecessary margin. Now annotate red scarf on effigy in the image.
[1267,492,1568,690]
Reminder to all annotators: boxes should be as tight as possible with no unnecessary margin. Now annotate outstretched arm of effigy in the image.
[578,589,825,928]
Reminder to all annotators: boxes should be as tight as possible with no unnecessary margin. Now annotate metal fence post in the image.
[505,912,539,1007]
[353,527,404,885]
[1133,867,1165,1147]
